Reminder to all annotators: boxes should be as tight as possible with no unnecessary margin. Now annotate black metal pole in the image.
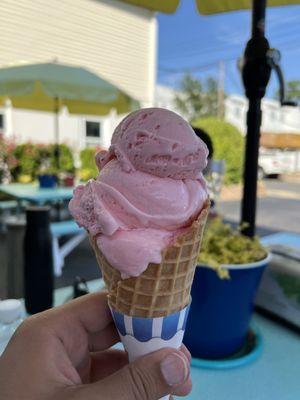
[241,0,271,237]
[252,0,267,38]
[242,99,262,237]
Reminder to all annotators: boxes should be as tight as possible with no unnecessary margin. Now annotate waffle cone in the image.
[91,201,209,318]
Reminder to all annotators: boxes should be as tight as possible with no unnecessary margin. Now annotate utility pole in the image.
[217,61,225,119]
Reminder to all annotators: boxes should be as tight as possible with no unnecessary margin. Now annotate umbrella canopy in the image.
[121,0,300,14]
[0,62,139,172]
[0,62,138,115]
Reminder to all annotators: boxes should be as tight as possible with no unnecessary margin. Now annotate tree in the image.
[275,80,300,102]
[193,117,244,184]
[286,80,300,102]
[174,73,219,122]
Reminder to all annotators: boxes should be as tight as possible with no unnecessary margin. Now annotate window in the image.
[84,119,103,147]
[86,121,101,138]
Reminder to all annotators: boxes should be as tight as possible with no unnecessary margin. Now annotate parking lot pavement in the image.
[55,238,99,289]
[219,179,300,235]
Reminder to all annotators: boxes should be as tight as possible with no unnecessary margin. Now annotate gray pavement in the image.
[219,178,300,235]
[55,238,99,289]
[56,178,300,289]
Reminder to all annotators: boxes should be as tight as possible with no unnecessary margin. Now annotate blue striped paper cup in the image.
[110,303,191,362]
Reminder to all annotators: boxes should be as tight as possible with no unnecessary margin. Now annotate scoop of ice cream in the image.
[97,228,178,278]
[70,159,206,235]
[97,108,208,179]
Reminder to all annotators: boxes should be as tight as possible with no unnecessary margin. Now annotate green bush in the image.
[0,134,18,183]
[79,148,99,181]
[192,117,244,184]
[11,142,75,182]
[12,143,41,182]
[48,144,75,174]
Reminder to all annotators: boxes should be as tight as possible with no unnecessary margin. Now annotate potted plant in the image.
[184,217,271,359]
[79,147,99,181]
[37,163,58,188]
[50,144,75,186]
[59,171,75,187]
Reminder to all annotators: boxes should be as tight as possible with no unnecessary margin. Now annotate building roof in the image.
[261,132,300,149]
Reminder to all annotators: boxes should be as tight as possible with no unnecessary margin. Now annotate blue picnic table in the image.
[0,183,74,205]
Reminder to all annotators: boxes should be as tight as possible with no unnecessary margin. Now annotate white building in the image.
[0,0,157,151]
[155,86,300,136]
[225,94,300,135]
[155,86,300,174]
[154,85,187,118]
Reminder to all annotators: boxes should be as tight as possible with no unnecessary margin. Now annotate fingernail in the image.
[160,352,189,386]
[180,345,192,362]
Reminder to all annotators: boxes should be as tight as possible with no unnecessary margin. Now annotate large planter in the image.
[38,174,57,189]
[184,253,271,359]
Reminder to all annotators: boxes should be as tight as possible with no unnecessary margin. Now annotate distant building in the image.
[225,94,300,135]
[225,95,300,175]
[0,0,157,151]
[154,87,300,173]
[155,85,300,144]
[154,85,187,118]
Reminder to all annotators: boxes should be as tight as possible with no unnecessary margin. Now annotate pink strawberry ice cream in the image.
[96,108,207,179]
[69,108,208,278]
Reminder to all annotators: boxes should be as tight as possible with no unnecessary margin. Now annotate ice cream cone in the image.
[70,108,210,399]
[90,200,209,318]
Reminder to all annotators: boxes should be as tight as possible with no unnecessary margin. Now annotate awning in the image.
[261,132,300,149]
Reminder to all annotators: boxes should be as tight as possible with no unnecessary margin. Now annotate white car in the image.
[258,148,299,179]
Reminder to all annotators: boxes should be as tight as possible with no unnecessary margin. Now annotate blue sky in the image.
[158,0,300,99]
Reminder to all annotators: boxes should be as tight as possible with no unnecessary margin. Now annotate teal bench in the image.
[50,220,86,276]
[0,200,19,229]
[0,200,18,210]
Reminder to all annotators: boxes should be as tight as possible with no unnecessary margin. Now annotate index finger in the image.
[27,291,113,341]
[49,292,119,361]
[50,291,113,334]
[12,292,117,374]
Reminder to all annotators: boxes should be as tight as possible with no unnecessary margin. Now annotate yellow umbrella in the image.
[121,0,300,14]
[120,0,300,237]
[0,62,139,170]
[0,62,138,115]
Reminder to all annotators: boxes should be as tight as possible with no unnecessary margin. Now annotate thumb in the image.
[68,348,191,400]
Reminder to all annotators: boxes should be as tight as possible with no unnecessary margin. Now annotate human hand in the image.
[0,292,192,399]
